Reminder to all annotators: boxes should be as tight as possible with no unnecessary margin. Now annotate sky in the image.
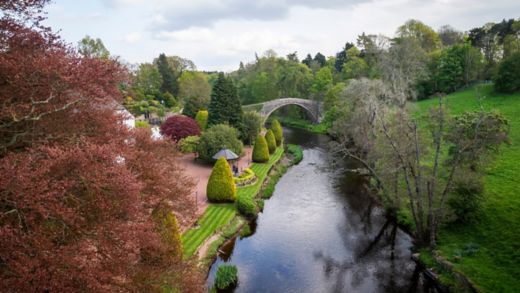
[43,0,520,72]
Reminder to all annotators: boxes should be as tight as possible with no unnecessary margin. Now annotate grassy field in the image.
[181,146,284,258]
[416,84,520,292]
[271,116,328,134]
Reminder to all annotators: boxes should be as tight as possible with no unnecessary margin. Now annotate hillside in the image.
[417,84,520,292]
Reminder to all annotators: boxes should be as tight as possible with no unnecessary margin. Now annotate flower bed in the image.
[233,168,257,187]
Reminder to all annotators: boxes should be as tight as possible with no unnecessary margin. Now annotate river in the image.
[207,127,427,292]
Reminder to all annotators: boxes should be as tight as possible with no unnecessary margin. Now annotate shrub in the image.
[207,157,236,202]
[265,130,276,154]
[286,144,303,165]
[448,175,484,223]
[236,194,257,218]
[159,115,200,142]
[252,135,269,163]
[214,264,238,290]
[271,119,283,146]
[196,124,243,163]
[494,52,520,93]
[152,207,182,258]
[178,136,200,153]
[195,110,208,130]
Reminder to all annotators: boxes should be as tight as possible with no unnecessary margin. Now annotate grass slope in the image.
[181,147,284,258]
[417,84,520,292]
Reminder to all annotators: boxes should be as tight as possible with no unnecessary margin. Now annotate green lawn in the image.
[181,204,236,258]
[416,84,520,292]
[181,146,284,258]
[237,147,284,200]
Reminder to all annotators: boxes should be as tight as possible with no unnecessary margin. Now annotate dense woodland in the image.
[1,0,520,291]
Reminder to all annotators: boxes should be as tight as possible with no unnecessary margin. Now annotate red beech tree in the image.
[160,115,201,142]
[0,2,203,292]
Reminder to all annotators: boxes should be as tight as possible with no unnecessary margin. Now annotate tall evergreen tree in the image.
[208,73,243,130]
[156,53,178,96]
[314,52,326,67]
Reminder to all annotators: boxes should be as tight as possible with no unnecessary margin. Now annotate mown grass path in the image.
[417,84,520,292]
[181,146,284,258]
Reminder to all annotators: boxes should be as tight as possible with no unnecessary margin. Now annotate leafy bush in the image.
[270,119,283,146]
[240,224,253,238]
[159,115,200,142]
[286,144,303,165]
[178,135,200,153]
[494,52,520,93]
[265,130,276,154]
[252,135,269,163]
[195,110,208,130]
[448,175,484,223]
[214,264,238,290]
[152,207,182,258]
[236,194,257,217]
[196,124,243,163]
[207,157,236,202]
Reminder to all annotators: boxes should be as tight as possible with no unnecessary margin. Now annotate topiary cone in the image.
[252,134,269,163]
[265,129,276,154]
[271,119,283,146]
[207,157,236,202]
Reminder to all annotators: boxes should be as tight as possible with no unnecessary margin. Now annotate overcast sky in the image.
[44,0,520,71]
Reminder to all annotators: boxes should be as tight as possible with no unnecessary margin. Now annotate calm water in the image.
[207,127,425,292]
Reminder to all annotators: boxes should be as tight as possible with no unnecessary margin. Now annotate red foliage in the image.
[0,3,204,292]
[160,115,201,142]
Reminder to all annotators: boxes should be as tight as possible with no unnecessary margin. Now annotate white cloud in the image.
[44,0,520,71]
[120,32,142,43]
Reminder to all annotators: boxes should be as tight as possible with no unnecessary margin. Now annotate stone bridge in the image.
[243,98,323,123]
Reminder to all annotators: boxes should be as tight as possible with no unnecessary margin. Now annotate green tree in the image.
[270,119,283,146]
[342,47,369,80]
[156,53,178,96]
[208,73,243,130]
[494,52,520,93]
[241,111,263,145]
[196,124,243,163]
[207,157,236,202]
[311,67,333,96]
[252,134,269,163]
[178,71,211,103]
[195,110,208,130]
[397,19,441,52]
[182,96,209,118]
[265,130,276,154]
[78,35,110,59]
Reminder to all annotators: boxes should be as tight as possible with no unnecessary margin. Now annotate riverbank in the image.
[270,116,328,134]
[413,84,520,292]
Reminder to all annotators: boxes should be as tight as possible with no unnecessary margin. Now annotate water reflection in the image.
[207,127,430,292]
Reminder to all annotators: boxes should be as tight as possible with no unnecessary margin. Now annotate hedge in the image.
[265,130,276,154]
[252,134,269,163]
[236,194,257,218]
[271,119,283,146]
[207,157,236,202]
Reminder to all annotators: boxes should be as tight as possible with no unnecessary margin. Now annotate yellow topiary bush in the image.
[265,129,276,154]
[252,134,269,163]
[195,110,208,130]
[152,206,183,258]
[207,157,236,202]
[271,119,283,146]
